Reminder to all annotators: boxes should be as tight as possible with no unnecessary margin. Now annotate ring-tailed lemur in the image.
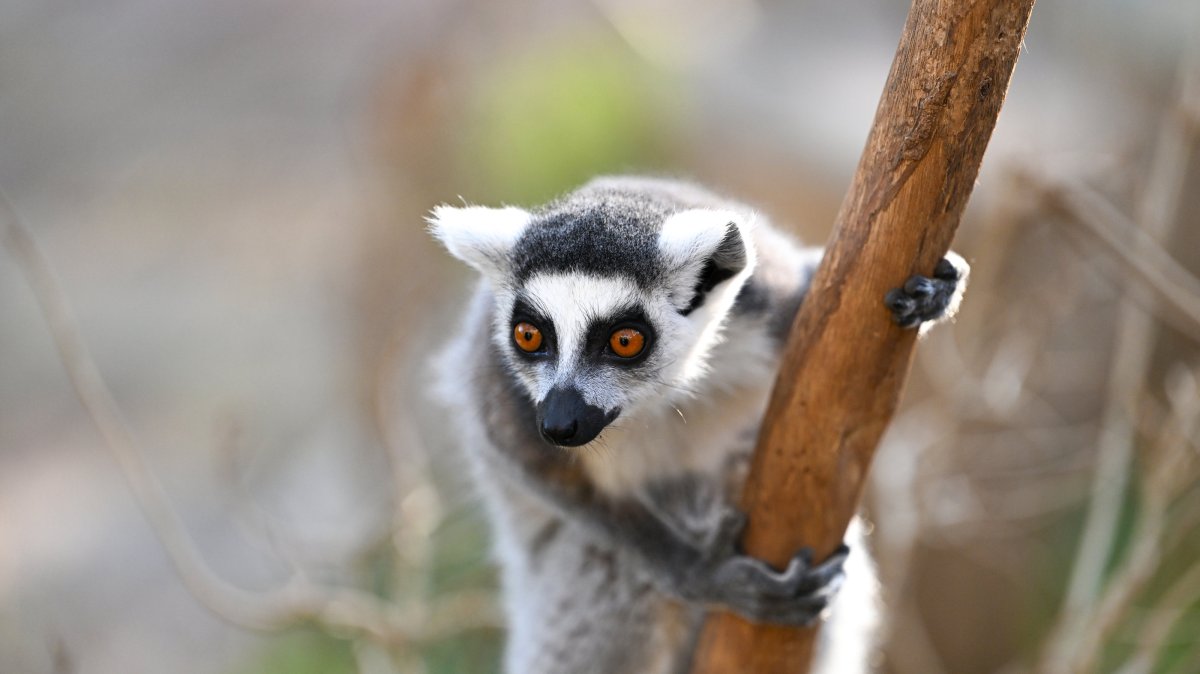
[429,176,966,674]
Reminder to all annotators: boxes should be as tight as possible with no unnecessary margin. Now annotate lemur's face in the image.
[430,193,756,448]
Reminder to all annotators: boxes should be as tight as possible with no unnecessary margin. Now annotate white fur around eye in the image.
[518,273,644,404]
[427,205,531,280]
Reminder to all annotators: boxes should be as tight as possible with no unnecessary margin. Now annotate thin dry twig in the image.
[1016,173,1200,338]
[1069,375,1200,674]
[0,190,500,647]
[371,329,446,585]
[214,420,316,578]
[1116,560,1200,674]
[1035,43,1200,673]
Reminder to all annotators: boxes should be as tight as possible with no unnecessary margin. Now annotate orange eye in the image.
[513,322,544,352]
[609,328,645,358]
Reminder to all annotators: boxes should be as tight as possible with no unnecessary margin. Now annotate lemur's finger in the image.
[903,276,936,298]
[887,269,960,327]
[934,256,962,281]
[792,544,849,596]
[711,553,823,603]
[885,288,916,314]
[738,593,833,627]
[776,547,815,588]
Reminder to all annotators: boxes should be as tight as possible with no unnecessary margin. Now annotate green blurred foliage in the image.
[463,35,676,205]
[229,629,356,674]
[1025,468,1200,673]
[422,630,504,674]
[420,482,504,672]
[427,507,496,596]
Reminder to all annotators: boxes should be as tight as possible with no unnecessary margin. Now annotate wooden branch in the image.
[690,1,1035,672]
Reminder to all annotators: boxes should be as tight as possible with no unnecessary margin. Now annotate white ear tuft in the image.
[427,205,531,280]
[658,209,757,312]
[659,209,755,271]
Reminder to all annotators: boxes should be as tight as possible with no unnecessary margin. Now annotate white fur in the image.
[524,275,639,397]
[656,209,747,267]
[657,209,758,304]
[656,209,759,388]
[495,273,642,408]
[427,205,531,281]
[494,259,764,438]
[812,518,880,674]
[918,249,970,336]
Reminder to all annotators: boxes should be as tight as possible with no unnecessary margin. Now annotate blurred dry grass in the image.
[2,1,1199,673]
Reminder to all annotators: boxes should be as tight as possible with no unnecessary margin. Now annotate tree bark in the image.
[689,1,1036,672]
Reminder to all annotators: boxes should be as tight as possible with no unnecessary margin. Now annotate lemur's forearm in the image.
[483,433,845,626]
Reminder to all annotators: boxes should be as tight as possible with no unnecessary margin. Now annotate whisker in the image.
[671,405,687,424]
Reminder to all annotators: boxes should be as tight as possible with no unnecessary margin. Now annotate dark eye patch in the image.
[582,306,655,365]
[510,297,557,359]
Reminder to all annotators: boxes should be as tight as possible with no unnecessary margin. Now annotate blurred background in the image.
[2,1,1198,672]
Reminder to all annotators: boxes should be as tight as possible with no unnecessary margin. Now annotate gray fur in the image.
[512,177,743,287]
[430,177,935,673]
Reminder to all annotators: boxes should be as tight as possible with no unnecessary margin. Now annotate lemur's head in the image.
[430,181,756,448]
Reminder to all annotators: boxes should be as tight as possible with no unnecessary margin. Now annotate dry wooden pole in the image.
[690,1,1035,672]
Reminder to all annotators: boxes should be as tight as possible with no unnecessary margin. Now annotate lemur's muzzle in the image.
[536,386,619,447]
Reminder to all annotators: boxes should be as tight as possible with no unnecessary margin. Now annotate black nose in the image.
[541,417,578,445]
[536,386,614,447]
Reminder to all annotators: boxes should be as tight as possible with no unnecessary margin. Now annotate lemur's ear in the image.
[428,205,531,280]
[658,209,757,315]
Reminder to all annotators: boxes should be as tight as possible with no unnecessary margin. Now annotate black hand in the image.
[675,507,849,627]
[885,255,964,328]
